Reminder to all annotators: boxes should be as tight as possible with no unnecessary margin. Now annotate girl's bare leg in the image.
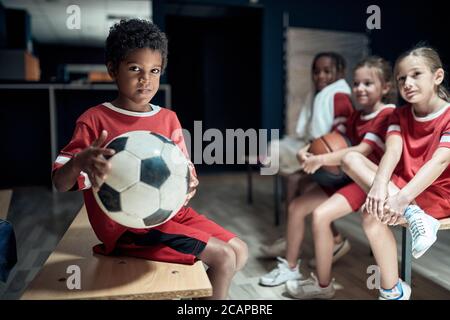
[285,184,329,268]
[341,152,402,289]
[311,193,353,286]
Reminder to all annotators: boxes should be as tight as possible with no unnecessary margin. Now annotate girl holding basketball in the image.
[259,56,396,299]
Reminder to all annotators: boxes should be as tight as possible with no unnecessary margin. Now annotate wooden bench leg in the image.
[274,174,282,226]
[401,227,412,285]
[246,162,253,205]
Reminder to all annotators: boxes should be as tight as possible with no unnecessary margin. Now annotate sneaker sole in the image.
[379,282,411,300]
[259,276,302,287]
[287,289,335,300]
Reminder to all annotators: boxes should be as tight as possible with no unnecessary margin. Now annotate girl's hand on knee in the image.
[384,193,409,222]
[381,205,402,225]
[365,182,388,220]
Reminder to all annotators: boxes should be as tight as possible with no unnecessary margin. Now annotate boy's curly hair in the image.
[105,19,168,73]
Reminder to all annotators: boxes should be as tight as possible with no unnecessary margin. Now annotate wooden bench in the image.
[21,205,212,300]
[401,217,450,285]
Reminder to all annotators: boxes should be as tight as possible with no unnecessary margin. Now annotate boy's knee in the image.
[231,238,248,271]
[215,244,237,272]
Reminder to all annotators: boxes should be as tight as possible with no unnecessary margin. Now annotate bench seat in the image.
[21,206,212,300]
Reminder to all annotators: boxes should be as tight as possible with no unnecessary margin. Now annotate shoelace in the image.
[410,216,426,241]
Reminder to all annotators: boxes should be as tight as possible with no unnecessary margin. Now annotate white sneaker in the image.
[308,238,351,268]
[378,279,411,300]
[259,257,303,287]
[404,205,440,259]
[286,273,335,299]
[259,237,287,258]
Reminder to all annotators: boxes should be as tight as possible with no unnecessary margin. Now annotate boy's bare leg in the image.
[285,184,329,268]
[198,237,236,299]
[311,193,353,286]
[341,152,402,289]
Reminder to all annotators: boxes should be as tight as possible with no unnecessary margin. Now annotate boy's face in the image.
[109,48,163,108]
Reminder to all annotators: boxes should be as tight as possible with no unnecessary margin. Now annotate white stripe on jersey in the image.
[337,124,347,133]
[387,124,401,133]
[80,171,92,190]
[55,155,71,165]
[55,155,91,190]
[364,133,385,151]
[440,135,450,143]
[333,117,347,125]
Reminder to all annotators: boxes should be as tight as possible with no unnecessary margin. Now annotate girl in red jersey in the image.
[341,46,450,300]
[259,57,396,294]
[260,53,353,260]
[283,56,396,299]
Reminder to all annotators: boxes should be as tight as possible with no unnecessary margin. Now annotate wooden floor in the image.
[1,172,450,300]
[190,173,450,300]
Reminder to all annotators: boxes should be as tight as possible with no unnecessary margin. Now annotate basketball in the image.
[93,130,190,229]
[308,131,351,187]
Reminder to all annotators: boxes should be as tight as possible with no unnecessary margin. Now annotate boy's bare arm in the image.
[52,130,115,192]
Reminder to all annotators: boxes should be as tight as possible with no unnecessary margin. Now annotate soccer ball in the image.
[93,130,190,229]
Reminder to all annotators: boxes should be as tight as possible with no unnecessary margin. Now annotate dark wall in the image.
[164,6,262,172]
[4,8,31,50]
[155,0,450,134]
[368,1,449,68]
[0,89,51,188]
[0,2,7,49]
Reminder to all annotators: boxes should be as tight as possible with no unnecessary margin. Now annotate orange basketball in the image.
[308,131,350,175]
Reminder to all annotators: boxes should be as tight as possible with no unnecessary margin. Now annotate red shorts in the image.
[319,181,366,212]
[335,182,367,211]
[114,207,236,265]
[392,175,450,219]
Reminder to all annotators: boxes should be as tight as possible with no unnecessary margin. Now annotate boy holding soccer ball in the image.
[52,19,247,299]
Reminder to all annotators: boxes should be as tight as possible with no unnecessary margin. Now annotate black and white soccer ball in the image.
[93,130,190,228]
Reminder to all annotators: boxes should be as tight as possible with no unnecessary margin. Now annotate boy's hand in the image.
[73,130,115,192]
[184,161,198,206]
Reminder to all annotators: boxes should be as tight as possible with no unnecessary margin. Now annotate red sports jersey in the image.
[386,104,450,219]
[52,102,195,255]
[336,104,395,163]
[330,93,355,132]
